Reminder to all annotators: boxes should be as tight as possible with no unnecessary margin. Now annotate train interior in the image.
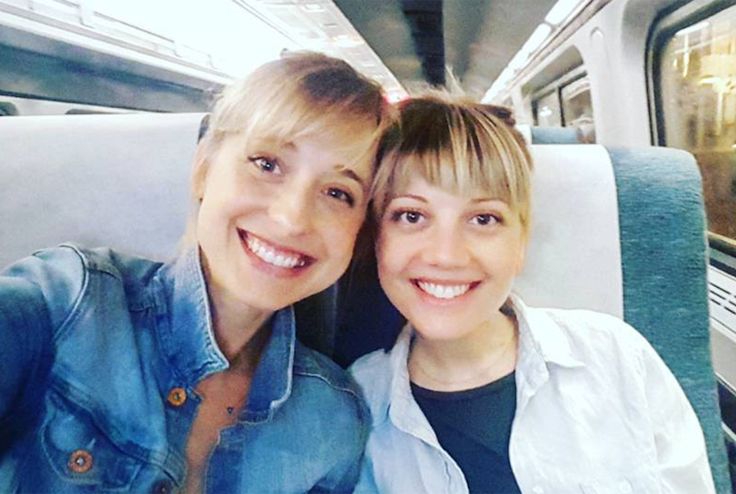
[1,0,735,491]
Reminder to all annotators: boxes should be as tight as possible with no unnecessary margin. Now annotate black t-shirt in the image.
[411,372,521,494]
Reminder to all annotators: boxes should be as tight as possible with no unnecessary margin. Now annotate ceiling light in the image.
[545,0,580,25]
[301,4,325,13]
[521,23,552,55]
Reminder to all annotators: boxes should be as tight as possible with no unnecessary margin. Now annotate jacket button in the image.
[151,479,173,494]
[68,449,93,473]
[167,387,187,407]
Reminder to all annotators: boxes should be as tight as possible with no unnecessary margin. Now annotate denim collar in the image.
[159,247,294,420]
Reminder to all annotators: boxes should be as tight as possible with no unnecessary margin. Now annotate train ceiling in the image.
[335,0,557,99]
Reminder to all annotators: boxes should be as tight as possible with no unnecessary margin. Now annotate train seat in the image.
[0,114,727,489]
[0,113,204,266]
[517,124,581,144]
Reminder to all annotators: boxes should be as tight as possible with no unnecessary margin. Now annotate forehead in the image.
[388,153,511,200]
[239,132,373,183]
[391,174,508,204]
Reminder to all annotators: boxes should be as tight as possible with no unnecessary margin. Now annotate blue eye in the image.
[471,214,500,226]
[249,156,281,174]
[326,187,355,207]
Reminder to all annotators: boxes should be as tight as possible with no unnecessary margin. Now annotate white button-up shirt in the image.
[350,296,715,494]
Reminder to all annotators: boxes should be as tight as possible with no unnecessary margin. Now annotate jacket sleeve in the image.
[352,452,379,494]
[310,387,371,494]
[0,274,54,449]
[0,247,86,450]
[640,342,717,493]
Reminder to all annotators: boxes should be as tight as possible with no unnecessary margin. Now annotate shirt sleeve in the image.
[640,340,717,493]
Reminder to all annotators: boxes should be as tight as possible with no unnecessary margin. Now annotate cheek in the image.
[321,213,364,261]
[376,232,403,278]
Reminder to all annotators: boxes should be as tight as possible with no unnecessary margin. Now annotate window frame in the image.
[531,64,589,127]
[648,0,736,147]
[648,0,736,254]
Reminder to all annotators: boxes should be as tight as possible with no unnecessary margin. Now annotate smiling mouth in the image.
[239,230,312,269]
[414,280,478,300]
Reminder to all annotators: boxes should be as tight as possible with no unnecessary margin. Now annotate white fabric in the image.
[350,296,714,494]
[0,113,204,268]
[515,145,624,318]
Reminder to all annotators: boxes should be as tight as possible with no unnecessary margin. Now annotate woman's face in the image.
[195,131,372,312]
[377,175,526,342]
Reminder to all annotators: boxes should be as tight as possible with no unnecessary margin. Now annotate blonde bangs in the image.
[252,104,384,172]
[373,99,532,229]
[206,54,391,172]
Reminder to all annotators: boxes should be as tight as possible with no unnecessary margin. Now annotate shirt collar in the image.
[244,307,295,421]
[509,294,584,411]
[510,294,584,370]
[158,247,295,419]
[159,247,228,384]
[385,325,443,445]
[380,295,584,427]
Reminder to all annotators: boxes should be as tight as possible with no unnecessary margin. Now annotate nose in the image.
[420,225,470,267]
[267,181,312,236]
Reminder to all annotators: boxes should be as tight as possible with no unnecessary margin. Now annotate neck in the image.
[207,280,273,365]
[409,311,518,391]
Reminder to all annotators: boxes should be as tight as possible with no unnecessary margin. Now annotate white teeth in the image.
[245,235,305,268]
[417,281,471,300]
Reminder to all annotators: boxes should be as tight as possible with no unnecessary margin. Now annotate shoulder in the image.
[2,243,160,284]
[289,344,371,454]
[350,349,393,391]
[293,342,368,414]
[1,244,161,331]
[349,349,394,424]
[537,306,649,347]
[525,305,656,370]
[2,245,89,328]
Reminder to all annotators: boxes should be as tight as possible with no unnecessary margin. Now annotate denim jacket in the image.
[350,296,715,494]
[0,244,368,493]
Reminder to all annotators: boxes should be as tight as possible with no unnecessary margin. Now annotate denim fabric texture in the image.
[0,245,368,493]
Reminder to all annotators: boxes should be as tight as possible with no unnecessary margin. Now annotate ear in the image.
[191,141,211,201]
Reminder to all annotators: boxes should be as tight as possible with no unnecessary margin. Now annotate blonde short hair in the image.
[184,51,394,245]
[200,51,392,165]
[372,92,533,234]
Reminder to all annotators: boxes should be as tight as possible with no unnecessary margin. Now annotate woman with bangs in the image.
[0,52,393,493]
[350,93,714,493]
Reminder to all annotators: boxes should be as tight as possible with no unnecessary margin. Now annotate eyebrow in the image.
[335,166,367,189]
[390,194,510,208]
[390,193,427,203]
[470,197,508,205]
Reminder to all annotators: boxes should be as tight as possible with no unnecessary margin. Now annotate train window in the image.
[657,4,736,242]
[534,90,562,126]
[560,75,596,143]
[531,66,596,142]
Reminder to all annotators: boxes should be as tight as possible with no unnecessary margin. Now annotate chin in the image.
[412,323,464,341]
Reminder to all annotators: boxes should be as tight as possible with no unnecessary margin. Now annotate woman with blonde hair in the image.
[0,51,393,493]
[351,92,714,493]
